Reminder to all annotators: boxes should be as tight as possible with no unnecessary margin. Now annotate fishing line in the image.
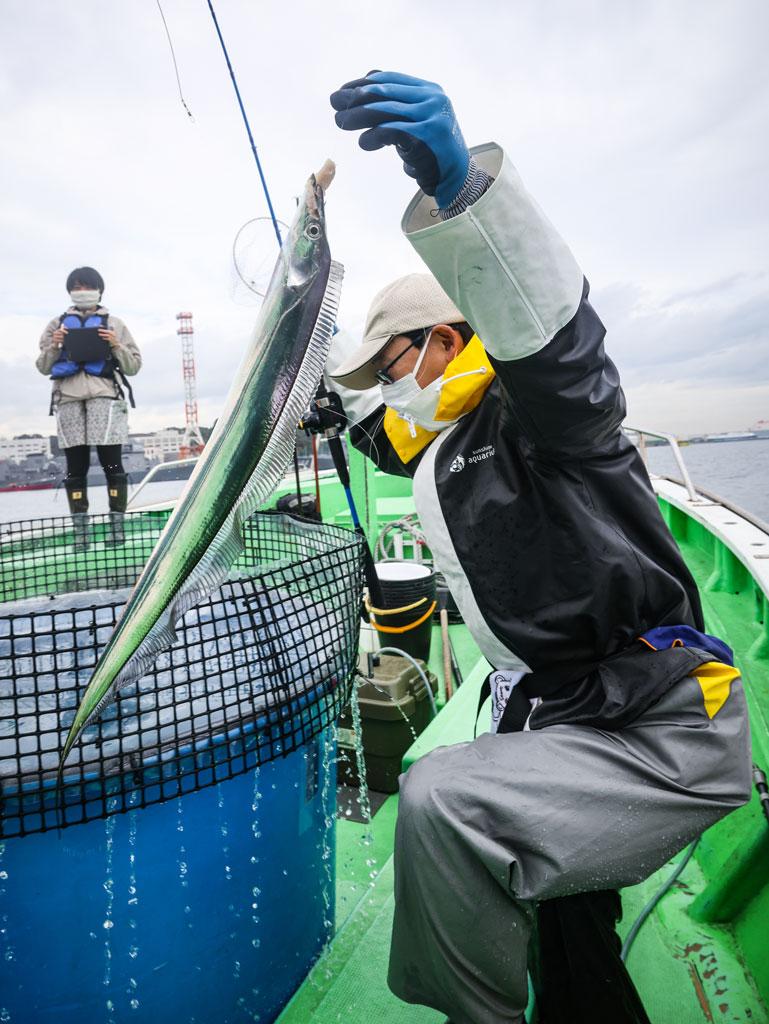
[207,19,382,588]
[206,0,283,247]
[331,404,384,469]
[155,0,195,120]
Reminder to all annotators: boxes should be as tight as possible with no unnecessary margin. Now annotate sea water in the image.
[645,437,769,523]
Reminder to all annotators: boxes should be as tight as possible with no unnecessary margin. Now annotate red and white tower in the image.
[176,312,205,459]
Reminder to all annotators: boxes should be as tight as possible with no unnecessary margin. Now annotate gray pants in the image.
[388,676,752,1024]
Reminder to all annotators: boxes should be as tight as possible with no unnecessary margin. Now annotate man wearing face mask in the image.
[37,266,141,547]
[327,72,751,1024]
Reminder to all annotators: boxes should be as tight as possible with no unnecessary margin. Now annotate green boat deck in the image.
[279,629,767,1023]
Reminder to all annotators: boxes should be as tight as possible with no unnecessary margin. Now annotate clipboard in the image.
[63,328,110,364]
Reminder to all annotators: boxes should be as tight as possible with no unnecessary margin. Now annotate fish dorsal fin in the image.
[105,260,345,701]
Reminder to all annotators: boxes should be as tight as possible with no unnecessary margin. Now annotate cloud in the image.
[623,380,769,437]
[0,0,767,438]
[596,274,769,384]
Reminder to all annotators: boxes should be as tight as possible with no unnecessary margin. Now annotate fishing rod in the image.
[206,0,283,248]
[206,3,380,606]
[206,1,327,506]
[300,383,384,610]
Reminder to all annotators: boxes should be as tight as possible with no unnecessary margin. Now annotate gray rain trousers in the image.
[387,675,752,1024]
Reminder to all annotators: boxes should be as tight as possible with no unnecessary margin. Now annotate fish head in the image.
[285,160,335,290]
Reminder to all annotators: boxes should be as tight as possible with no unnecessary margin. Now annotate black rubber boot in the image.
[105,473,128,546]
[64,476,89,552]
[532,890,651,1024]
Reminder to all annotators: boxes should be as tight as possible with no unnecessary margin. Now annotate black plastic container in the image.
[371,560,436,661]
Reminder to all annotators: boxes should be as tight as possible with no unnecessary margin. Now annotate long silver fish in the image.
[60,160,342,771]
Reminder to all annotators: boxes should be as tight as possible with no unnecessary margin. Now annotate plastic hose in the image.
[623,765,769,961]
[620,839,699,962]
[753,763,769,826]
[377,646,438,719]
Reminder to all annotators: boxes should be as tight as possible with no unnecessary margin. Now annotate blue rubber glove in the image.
[330,71,470,208]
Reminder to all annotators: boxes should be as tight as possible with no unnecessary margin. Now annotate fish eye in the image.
[305,223,321,240]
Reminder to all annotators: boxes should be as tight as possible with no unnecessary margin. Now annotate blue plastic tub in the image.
[0,726,336,1023]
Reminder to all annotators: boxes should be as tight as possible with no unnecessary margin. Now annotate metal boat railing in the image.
[126,457,340,514]
[624,426,699,503]
[626,426,769,536]
[126,456,199,510]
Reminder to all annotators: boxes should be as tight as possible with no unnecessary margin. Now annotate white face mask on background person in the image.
[69,289,101,308]
[380,329,487,436]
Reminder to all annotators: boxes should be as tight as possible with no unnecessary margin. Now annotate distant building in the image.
[0,435,52,462]
[133,428,185,463]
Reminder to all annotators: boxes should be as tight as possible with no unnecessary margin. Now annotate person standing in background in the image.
[36,266,141,548]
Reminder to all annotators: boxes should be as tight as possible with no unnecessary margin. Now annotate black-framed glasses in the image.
[374,329,427,386]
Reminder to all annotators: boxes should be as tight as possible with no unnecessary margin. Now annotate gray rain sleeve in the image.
[403,142,625,457]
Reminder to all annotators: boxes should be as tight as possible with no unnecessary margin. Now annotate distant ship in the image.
[704,431,757,443]
[0,479,56,493]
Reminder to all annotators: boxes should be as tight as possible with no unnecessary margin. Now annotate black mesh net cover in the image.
[0,510,364,837]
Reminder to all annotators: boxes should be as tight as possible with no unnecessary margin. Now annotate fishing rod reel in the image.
[299,387,346,439]
[300,382,384,615]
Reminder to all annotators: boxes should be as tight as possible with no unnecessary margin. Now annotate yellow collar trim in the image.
[383,335,496,464]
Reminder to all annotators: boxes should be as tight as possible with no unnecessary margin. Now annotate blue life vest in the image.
[50,313,113,379]
[48,311,136,412]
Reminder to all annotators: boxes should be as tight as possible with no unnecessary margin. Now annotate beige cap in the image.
[330,273,464,391]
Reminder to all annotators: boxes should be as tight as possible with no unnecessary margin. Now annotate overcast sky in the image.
[1,0,767,439]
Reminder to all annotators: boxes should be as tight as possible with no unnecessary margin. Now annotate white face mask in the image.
[380,330,487,437]
[70,289,101,309]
